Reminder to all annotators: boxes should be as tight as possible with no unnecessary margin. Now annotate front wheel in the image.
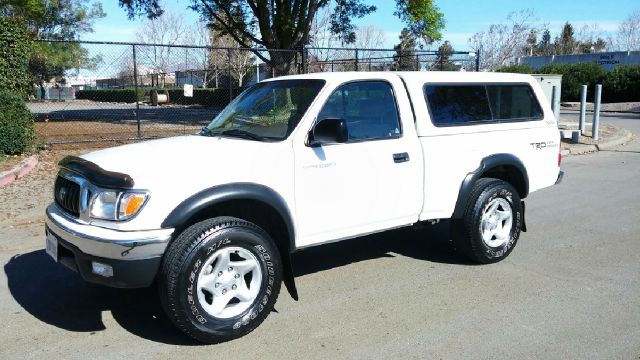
[158,217,283,343]
[452,178,523,264]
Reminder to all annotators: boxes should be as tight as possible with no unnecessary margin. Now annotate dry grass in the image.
[34,120,202,148]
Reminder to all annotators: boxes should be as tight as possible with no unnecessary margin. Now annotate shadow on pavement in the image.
[292,220,473,277]
[4,222,468,344]
[3,250,197,346]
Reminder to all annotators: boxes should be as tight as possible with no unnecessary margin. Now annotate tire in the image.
[158,216,283,343]
[452,178,523,264]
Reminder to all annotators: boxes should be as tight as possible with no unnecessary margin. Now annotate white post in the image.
[579,85,587,134]
[592,84,602,141]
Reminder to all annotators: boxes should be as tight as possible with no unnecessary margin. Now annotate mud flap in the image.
[521,201,527,232]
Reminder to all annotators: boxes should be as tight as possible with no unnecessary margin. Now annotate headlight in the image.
[90,190,149,221]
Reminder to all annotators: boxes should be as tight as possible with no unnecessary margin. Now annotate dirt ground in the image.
[0,150,82,226]
[35,121,202,146]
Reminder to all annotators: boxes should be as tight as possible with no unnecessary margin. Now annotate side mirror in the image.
[309,118,348,146]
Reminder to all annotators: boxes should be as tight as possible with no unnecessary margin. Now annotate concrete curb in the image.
[0,155,39,188]
[561,128,634,157]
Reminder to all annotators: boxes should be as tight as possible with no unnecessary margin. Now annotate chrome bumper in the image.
[45,203,173,260]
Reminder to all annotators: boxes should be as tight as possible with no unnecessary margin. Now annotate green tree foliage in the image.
[1,0,105,88]
[0,17,31,98]
[537,62,606,101]
[0,90,34,154]
[393,29,418,71]
[531,23,607,56]
[496,63,534,74]
[432,40,459,71]
[118,0,445,72]
[394,0,444,45]
[602,65,640,102]
[555,22,576,55]
[535,29,554,55]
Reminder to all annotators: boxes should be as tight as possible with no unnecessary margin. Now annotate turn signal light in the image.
[120,193,147,218]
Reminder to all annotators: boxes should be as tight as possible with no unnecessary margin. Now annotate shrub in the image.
[76,89,144,103]
[537,62,606,102]
[0,90,34,154]
[603,65,640,103]
[164,88,245,107]
[496,64,534,74]
[0,18,32,99]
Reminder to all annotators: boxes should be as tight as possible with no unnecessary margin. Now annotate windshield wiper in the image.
[209,129,265,141]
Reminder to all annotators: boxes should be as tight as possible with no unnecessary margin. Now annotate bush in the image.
[0,18,32,99]
[76,89,145,103]
[77,87,245,107]
[537,62,606,102]
[603,65,640,103]
[496,64,534,74]
[164,88,245,107]
[0,90,34,154]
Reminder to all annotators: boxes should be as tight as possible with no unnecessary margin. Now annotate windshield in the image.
[203,79,325,141]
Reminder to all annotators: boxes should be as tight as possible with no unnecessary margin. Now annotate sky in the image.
[82,0,639,50]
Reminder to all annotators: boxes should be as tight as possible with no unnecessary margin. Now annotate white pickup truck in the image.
[45,71,563,343]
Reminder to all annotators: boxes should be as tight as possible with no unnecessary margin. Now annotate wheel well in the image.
[174,199,291,255]
[482,165,528,198]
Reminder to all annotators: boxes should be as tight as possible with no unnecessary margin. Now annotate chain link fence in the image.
[28,40,479,146]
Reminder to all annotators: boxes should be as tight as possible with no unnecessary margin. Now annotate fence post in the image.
[355,49,359,71]
[300,45,308,74]
[475,48,480,72]
[132,44,141,138]
[439,51,444,71]
[227,49,232,102]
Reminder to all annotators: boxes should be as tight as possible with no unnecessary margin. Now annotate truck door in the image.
[293,79,423,247]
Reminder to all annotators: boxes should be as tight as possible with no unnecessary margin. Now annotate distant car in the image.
[45,71,563,343]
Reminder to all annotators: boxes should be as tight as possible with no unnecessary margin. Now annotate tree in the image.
[535,29,554,56]
[613,9,640,51]
[432,40,459,71]
[184,19,217,87]
[555,22,576,55]
[576,24,606,53]
[307,4,385,72]
[118,0,445,74]
[0,17,32,98]
[468,9,539,71]
[393,29,418,71]
[1,0,105,93]
[209,30,255,87]
[135,10,190,83]
[394,0,444,46]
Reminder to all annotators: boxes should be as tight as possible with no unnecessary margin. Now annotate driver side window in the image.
[318,81,401,141]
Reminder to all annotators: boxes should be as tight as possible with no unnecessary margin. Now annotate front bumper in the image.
[45,203,174,288]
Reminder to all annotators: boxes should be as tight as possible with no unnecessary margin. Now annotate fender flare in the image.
[161,183,299,300]
[451,154,529,219]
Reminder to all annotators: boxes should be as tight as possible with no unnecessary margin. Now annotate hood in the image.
[80,135,290,190]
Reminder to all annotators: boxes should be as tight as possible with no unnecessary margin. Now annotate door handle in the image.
[393,152,410,163]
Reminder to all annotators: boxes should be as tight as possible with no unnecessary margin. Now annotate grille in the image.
[54,176,81,216]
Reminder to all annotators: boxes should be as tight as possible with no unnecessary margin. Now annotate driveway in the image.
[1,131,639,359]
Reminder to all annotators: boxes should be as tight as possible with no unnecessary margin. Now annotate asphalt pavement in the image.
[0,117,639,359]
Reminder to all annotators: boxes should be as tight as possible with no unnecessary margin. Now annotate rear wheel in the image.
[158,217,282,343]
[452,178,523,264]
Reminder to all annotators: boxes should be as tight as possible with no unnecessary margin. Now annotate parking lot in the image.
[0,116,639,359]
[27,101,220,144]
